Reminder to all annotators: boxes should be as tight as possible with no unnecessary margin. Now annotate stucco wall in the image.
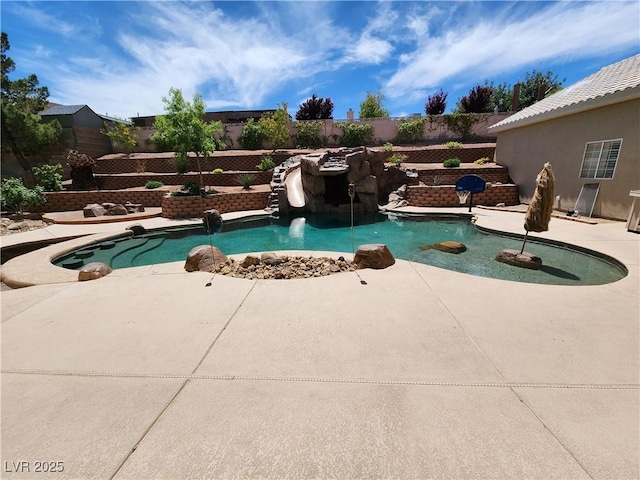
[494,99,639,220]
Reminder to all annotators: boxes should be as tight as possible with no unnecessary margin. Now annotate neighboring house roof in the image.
[40,104,88,116]
[489,55,640,132]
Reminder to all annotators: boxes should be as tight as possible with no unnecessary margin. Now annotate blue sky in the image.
[2,1,639,120]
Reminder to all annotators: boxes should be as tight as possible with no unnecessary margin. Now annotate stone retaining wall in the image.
[394,145,496,164]
[407,184,519,207]
[96,171,273,189]
[162,191,271,218]
[34,190,166,212]
[416,166,510,185]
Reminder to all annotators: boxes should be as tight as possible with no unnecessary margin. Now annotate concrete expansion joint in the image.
[3,370,638,390]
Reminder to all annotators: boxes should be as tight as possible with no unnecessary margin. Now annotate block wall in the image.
[416,166,510,186]
[33,190,166,212]
[407,184,519,207]
[162,191,271,218]
[95,171,273,189]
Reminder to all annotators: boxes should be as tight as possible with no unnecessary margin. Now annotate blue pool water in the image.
[53,213,627,286]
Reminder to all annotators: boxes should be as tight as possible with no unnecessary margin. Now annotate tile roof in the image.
[40,104,88,116]
[489,55,640,132]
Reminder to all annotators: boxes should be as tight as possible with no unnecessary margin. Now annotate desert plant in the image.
[443,158,461,168]
[32,163,63,191]
[237,118,266,150]
[144,180,164,189]
[474,157,491,164]
[256,155,275,171]
[396,117,425,144]
[382,142,394,152]
[295,94,334,120]
[294,120,324,148]
[173,152,189,174]
[213,168,223,174]
[135,158,148,173]
[0,177,46,215]
[388,153,407,166]
[238,173,255,190]
[425,90,448,115]
[432,175,442,186]
[336,122,374,147]
[445,141,463,149]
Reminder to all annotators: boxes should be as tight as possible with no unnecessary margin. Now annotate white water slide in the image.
[284,166,305,208]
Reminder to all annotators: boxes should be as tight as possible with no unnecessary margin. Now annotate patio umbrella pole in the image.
[520,231,529,254]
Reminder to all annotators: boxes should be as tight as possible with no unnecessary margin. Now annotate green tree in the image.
[487,70,565,111]
[358,91,390,119]
[101,121,140,154]
[258,103,290,150]
[237,118,266,150]
[151,87,222,175]
[1,32,62,171]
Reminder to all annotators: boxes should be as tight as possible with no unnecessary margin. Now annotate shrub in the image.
[32,163,63,191]
[396,117,425,144]
[258,103,290,150]
[474,157,491,164]
[145,180,164,189]
[445,141,463,149]
[432,175,442,186]
[213,168,223,174]
[388,153,407,166]
[443,158,461,168]
[382,142,393,152]
[459,85,494,113]
[336,122,374,147]
[256,156,275,171]
[173,152,189,173]
[182,180,201,196]
[238,173,255,190]
[294,120,324,148]
[0,177,46,214]
[238,118,266,150]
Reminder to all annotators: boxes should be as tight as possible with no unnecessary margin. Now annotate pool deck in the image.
[1,207,638,479]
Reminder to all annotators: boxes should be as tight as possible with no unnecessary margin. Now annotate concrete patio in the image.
[1,207,638,479]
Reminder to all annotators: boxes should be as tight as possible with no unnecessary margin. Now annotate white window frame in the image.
[579,139,622,180]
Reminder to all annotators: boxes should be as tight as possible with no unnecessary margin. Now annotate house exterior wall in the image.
[494,99,639,220]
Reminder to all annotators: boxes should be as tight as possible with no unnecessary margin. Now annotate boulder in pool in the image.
[420,241,467,254]
[185,245,228,273]
[495,249,542,270]
[353,244,395,270]
[78,262,113,281]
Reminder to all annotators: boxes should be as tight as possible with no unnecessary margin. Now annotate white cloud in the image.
[384,1,640,101]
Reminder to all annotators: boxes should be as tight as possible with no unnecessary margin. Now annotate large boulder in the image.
[420,241,467,254]
[83,203,107,217]
[495,249,542,269]
[184,245,228,273]
[106,204,128,215]
[353,244,395,269]
[78,262,113,281]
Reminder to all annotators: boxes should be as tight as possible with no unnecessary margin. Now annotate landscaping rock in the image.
[8,222,28,231]
[261,252,280,266]
[214,254,356,280]
[241,255,261,268]
[495,249,542,269]
[106,204,128,215]
[203,209,223,233]
[78,262,113,281]
[83,203,107,217]
[126,223,146,235]
[353,244,395,269]
[184,245,228,273]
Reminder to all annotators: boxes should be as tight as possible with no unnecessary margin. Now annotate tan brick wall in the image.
[394,145,496,164]
[96,171,273,189]
[33,190,166,212]
[417,166,510,185]
[162,191,271,218]
[407,184,519,207]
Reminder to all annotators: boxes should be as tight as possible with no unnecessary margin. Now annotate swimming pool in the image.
[53,213,627,286]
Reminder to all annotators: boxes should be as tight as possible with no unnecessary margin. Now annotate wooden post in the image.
[511,83,520,112]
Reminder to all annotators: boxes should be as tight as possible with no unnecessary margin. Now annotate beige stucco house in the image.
[489,55,639,220]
